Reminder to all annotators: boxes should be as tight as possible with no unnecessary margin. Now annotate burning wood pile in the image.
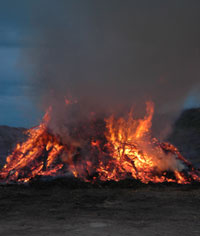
[0,101,200,184]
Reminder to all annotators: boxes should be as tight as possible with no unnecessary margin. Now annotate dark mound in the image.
[0,126,27,167]
[169,108,200,167]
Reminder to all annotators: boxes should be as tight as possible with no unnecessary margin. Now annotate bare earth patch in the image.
[0,182,200,236]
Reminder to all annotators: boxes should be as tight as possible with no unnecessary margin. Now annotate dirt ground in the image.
[0,181,200,236]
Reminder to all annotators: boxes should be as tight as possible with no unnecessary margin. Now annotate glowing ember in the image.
[0,101,199,184]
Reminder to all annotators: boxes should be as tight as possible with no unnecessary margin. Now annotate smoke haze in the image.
[25,0,200,136]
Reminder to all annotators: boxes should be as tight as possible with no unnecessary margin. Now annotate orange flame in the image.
[0,101,199,184]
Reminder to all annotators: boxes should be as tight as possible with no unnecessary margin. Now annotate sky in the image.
[0,1,41,127]
[0,1,200,128]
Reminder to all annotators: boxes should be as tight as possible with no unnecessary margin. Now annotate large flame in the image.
[0,101,199,184]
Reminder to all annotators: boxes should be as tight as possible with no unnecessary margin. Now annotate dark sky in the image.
[0,0,200,127]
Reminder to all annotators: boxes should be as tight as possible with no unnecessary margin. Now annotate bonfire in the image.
[0,100,199,184]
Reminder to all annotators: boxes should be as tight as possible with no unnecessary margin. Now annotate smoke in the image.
[25,0,200,136]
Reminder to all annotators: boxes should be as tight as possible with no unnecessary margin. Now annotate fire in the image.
[0,101,200,184]
[0,107,65,183]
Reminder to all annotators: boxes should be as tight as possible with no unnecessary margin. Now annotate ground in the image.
[0,181,200,236]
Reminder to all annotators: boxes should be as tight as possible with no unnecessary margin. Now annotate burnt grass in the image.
[27,176,200,190]
[0,178,200,236]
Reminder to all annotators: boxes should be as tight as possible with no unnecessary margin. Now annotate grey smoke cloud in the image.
[26,0,200,135]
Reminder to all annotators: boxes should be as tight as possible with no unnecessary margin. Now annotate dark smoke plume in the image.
[26,0,200,137]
